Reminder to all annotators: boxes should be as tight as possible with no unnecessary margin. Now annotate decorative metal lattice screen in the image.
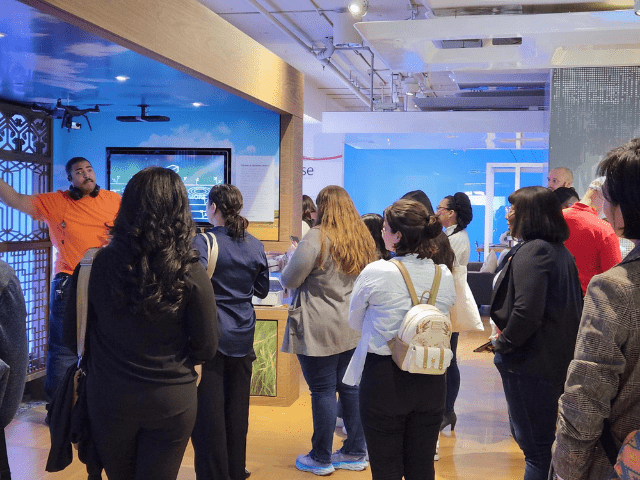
[0,103,52,380]
[550,67,640,177]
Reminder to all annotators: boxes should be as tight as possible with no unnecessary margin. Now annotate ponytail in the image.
[225,212,249,240]
[208,184,248,240]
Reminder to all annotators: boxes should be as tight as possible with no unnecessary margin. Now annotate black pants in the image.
[191,351,254,480]
[359,354,445,480]
[88,395,196,480]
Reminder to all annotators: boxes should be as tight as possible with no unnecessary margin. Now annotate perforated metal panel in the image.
[0,102,52,380]
[550,67,640,185]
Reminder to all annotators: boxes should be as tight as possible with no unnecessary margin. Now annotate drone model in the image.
[31,98,101,131]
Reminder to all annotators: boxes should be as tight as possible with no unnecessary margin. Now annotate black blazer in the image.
[490,239,583,383]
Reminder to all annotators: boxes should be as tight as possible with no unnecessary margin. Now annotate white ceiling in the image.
[196,0,637,114]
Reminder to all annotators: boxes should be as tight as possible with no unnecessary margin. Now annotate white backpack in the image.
[388,259,453,375]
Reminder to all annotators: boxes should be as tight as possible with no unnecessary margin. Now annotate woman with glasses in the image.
[435,192,473,432]
[491,186,582,480]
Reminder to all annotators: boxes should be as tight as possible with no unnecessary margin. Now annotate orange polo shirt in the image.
[32,190,121,275]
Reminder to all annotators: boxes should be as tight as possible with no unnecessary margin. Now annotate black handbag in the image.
[46,248,102,473]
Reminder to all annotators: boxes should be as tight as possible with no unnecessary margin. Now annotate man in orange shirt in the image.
[0,157,120,402]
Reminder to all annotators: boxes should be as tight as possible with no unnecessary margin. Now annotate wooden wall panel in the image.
[264,114,303,252]
[22,0,304,118]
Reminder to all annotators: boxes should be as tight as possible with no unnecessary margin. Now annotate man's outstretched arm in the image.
[0,179,36,217]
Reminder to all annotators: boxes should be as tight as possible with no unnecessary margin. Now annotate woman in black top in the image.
[64,167,219,480]
[191,184,269,480]
[491,186,582,480]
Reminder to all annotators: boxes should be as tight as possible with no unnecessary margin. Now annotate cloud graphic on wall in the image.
[18,53,87,77]
[217,123,231,135]
[138,124,235,150]
[65,42,129,58]
[240,145,257,154]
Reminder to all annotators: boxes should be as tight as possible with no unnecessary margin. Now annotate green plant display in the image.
[251,320,277,396]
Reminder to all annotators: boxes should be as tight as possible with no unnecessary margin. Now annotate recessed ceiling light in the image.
[0,33,6,38]
[115,76,129,82]
[192,102,204,107]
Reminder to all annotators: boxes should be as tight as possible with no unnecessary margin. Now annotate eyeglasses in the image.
[436,206,452,212]
[505,205,515,217]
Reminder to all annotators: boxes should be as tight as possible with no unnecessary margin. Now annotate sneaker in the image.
[295,454,335,476]
[331,450,368,471]
[434,439,440,461]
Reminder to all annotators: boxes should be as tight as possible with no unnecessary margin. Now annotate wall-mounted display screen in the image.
[106,147,231,225]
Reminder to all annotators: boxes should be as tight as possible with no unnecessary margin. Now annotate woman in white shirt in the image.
[435,192,473,431]
[345,199,456,480]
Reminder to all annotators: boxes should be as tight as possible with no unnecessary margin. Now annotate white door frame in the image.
[484,162,546,259]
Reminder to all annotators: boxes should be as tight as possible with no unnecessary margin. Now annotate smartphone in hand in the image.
[473,340,494,353]
[290,235,300,246]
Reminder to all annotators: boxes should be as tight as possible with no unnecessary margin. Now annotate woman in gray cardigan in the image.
[281,185,375,476]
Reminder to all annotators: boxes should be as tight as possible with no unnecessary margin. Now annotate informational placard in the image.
[237,156,276,222]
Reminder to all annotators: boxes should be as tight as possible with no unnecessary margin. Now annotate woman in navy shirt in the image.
[191,184,269,480]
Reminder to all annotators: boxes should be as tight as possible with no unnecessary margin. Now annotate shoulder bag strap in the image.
[76,247,100,359]
[200,232,219,279]
[390,259,419,306]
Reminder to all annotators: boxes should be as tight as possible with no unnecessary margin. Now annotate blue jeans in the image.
[45,274,79,401]
[496,366,564,480]
[297,349,367,464]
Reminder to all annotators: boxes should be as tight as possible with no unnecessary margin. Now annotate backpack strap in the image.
[200,232,219,279]
[390,259,419,306]
[76,247,100,359]
[427,265,441,306]
[390,259,441,306]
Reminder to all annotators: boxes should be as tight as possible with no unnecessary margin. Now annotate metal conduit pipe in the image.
[335,46,374,111]
[306,0,386,86]
[243,0,372,108]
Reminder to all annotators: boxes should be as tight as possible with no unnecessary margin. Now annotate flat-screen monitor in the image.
[106,147,231,225]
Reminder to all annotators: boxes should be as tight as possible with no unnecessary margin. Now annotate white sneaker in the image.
[434,439,440,461]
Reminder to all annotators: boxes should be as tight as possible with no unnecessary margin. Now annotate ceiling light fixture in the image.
[0,33,6,38]
[115,75,129,82]
[635,0,640,15]
[347,0,368,17]
[192,102,204,107]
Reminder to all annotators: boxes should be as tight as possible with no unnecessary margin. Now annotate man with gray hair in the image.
[547,167,573,191]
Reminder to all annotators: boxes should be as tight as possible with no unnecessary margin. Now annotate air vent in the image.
[492,37,522,46]
[116,104,170,122]
[435,39,483,49]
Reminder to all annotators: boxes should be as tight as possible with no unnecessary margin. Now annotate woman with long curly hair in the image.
[191,184,269,480]
[281,185,375,475]
[64,167,219,480]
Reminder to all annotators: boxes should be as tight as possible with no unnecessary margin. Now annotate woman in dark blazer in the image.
[490,186,582,480]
